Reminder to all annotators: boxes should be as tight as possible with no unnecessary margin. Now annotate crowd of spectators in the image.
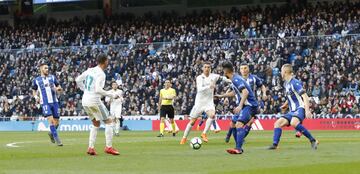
[0,1,359,120]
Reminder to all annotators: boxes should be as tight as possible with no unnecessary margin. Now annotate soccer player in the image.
[180,62,231,144]
[216,61,258,154]
[107,81,123,136]
[32,59,63,146]
[224,63,267,143]
[75,54,119,155]
[268,64,319,150]
[157,79,177,137]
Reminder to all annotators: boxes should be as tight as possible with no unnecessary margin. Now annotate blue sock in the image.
[212,120,217,129]
[50,125,59,140]
[244,125,251,138]
[273,128,282,146]
[198,120,204,127]
[232,128,237,143]
[235,128,246,150]
[295,124,315,142]
[226,127,233,138]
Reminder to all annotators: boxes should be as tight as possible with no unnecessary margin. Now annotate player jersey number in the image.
[85,75,94,91]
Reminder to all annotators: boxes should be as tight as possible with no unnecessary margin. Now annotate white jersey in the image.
[75,66,113,106]
[194,73,228,105]
[106,89,123,117]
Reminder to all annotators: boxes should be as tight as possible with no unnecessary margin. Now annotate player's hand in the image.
[305,110,312,118]
[233,106,242,114]
[262,94,268,101]
[214,95,222,99]
[280,104,287,110]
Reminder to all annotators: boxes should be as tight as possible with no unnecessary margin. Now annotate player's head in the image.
[38,59,49,76]
[111,81,118,90]
[202,62,212,75]
[240,63,250,77]
[164,79,171,89]
[97,54,109,69]
[222,61,234,78]
[281,64,293,80]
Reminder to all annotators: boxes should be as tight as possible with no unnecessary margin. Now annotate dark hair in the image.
[222,61,234,72]
[203,61,212,66]
[38,59,48,67]
[240,62,249,67]
[97,54,108,64]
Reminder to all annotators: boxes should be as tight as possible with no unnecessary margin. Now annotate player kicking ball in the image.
[76,54,119,156]
[268,64,319,150]
[180,62,231,144]
[32,59,63,146]
[216,61,258,154]
[224,63,267,143]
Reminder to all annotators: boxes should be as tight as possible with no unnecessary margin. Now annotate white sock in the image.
[114,118,120,134]
[183,123,192,138]
[89,126,99,148]
[105,123,114,148]
[203,118,214,134]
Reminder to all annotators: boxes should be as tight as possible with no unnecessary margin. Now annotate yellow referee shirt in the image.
[160,88,176,105]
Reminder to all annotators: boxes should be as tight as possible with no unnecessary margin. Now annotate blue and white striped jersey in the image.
[32,75,60,105]
[284,78,305,111]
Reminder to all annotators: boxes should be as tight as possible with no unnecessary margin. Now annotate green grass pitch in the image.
[0,130,359,174]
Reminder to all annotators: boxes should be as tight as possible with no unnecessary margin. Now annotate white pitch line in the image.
[6,142,25,148]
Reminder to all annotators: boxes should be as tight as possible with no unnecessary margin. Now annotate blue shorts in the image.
[281,108,305,125]
[232,106,258,124]
[42,103,60,119]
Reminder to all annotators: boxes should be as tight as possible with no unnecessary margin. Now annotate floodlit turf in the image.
[0,130,359,174]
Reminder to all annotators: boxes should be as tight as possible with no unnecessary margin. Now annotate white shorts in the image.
[189,104,215,119]
[110,108,122,118]
[83,103,110,121]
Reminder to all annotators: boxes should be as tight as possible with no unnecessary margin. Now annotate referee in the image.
[157,79,177,137]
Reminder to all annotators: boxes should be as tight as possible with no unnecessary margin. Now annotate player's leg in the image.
[114,109,121,136]
[99,103,119,155]
[202,109,216,142]
[212,118,220,133]
[227,106,252,154]
[158,106,166,137]
[180,117,197,144]
[242,117,254,139]
[290,109,318,149]
[268,117,289,150]
[83,106,99,155]
[47,103,62,146]
[197,118,204,130]
[180,106,201,144]
[225,116,237,143]
[168,106,177,136]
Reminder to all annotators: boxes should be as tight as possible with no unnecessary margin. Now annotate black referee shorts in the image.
[160,105,174,119]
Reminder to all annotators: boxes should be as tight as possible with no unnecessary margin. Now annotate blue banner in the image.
[0,120,152,131]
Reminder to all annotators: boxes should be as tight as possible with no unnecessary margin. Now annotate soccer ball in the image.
[190,137,202,150]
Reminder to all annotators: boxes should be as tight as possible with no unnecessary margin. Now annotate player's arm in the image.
[234,88,249,113]
[94,74,113,97]
[302,93,312,118]
[215,88,235,98]
[53,75,63,94]
[280,100,288,110]
[293,80,312,118]
[75,71,88,91]
[261,85,267,100]
[158,90,163,113]
[255,75,267,100]
[31,79,40,103]
[218,75,232,84]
